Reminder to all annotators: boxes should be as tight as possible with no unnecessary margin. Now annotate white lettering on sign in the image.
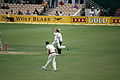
[89,18,108,23]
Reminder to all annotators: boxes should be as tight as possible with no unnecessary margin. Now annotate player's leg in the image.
[55,41,69,50]
[52,41,57,47]
[58,42,62,54]
[57,46,61,54]
[57,42,62,54]
[42,54,53,69]
[57,43,66,49]
[52,54,57,71]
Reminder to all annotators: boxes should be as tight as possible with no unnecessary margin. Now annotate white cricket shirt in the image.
[54,32,63,42]
[46,44,56,53]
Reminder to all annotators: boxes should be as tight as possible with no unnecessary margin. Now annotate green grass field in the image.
[0,23,120,80]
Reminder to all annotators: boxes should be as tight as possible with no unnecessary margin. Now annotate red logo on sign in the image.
[72,18,86,23]
[112,19,120,23]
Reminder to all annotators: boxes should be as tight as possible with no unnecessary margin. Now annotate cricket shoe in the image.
[52,69,57,72]
[65,47,69,51]
[56,54,61,56]
[42,66,47,70]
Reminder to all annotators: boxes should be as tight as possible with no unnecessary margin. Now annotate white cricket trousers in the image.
[52,41,66,49]
[44,53,57,70]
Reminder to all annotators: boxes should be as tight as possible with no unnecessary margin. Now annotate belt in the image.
[50,52,55,54]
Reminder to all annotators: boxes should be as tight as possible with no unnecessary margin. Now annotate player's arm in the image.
[52,26,54,33]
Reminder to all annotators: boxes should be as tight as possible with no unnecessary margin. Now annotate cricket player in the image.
[89,7,95,16]
[56,29,64,54]
[42,41,57,71]
[52,27,68,54]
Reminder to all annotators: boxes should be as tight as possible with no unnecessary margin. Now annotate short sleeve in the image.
[46,45,49,49]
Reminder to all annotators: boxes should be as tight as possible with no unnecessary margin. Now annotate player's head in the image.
[56,29,59,32]
[56,29,60,33]
[45,41,49,45]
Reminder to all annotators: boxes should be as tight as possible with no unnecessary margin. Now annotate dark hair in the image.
[56,29,60,32]
[45,41,49,45]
